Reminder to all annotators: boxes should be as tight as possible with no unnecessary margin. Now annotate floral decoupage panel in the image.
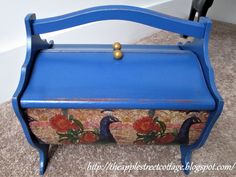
[26,109,209,145]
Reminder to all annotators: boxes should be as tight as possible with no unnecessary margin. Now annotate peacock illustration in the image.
[99,110,120,143]
[53,109,120,144]
[176,116,201,145]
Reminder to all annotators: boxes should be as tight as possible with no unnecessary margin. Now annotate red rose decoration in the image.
[133,116,156,134]
[155,133,175,144]
[50,114,78,132]
[80,132,98,144]
[154,124,161,132]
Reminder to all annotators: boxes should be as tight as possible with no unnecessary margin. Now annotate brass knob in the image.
[113,50,123,60]
[113,42,122,50]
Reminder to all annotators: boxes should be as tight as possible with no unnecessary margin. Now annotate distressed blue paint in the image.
[179,17,224,174]
[32,5,205,38]
[12,6,223,175]
[20,47,215,110]
[12,14,52,175]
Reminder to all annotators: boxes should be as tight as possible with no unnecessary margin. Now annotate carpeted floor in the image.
[0,21,235,177]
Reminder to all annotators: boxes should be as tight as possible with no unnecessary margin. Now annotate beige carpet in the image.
[0,21,235,177]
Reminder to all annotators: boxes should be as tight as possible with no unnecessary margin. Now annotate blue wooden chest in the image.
[12,5,223,175]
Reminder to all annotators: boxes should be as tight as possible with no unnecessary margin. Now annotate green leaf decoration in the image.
[58,137,70,142]
[56,132,69,137]
[155,119,166,135]
[68,115,74,121]
[143,134,155,143]
[93,128,100,135]
[154,116,159,122]
[148,109,155,118]
[67,129,74,136]
[57,129,83,143]
[136,136,144,141]
[62,109,68,117]
[70,137,77,143]
[136,132,157,144]
[71,118,84,131]
[136,133,146,138]
[172,129,179,136]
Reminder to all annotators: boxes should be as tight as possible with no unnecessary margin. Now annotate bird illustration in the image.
[99,110,120,143]
[176,116,201,145]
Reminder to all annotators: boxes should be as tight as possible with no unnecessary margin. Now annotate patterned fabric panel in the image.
[26,109,209,145]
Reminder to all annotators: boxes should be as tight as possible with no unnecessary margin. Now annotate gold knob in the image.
[113,42,122,50]
[113,50,123,60]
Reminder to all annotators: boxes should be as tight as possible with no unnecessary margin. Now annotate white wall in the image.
[0,0,168,53]
[0,0,173,103]
[208,0,236,24]
[150,0,191,18]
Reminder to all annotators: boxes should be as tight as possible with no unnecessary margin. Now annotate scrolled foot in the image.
[180,145,192,175]
[38,144,49,175]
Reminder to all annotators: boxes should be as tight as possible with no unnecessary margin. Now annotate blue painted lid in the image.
[20,44,215,110]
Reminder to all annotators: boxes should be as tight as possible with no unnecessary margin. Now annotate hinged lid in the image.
[20,44,215,110]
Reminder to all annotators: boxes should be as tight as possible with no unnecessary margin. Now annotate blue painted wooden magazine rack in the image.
[12,5,223,175]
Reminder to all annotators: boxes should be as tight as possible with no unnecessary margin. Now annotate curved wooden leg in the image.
[38,144,50,175]
[180,145,192,175]
[178,102,223,175]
